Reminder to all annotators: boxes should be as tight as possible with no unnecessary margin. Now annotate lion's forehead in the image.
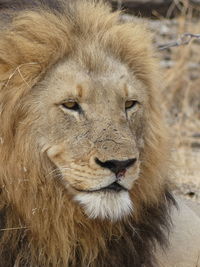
[39,56,147,105]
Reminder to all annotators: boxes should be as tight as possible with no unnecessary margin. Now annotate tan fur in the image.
[0,1,174,266]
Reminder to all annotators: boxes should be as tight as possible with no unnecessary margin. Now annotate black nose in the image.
[95,158,136,175]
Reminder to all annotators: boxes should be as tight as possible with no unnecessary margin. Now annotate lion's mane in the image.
[0,1,175,266]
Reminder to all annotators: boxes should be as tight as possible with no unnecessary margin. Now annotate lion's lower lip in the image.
[73,182,127,193]
[103,182,126,192]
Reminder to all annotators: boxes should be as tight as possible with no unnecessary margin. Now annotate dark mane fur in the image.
[0,190,175,267]
[101,190,176,267]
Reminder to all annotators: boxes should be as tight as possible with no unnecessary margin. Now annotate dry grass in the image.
[159,12,200,202]
[123,4,200,201]
[123,9,200,202]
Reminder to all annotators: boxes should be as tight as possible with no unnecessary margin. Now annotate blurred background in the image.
[110,0,200,203]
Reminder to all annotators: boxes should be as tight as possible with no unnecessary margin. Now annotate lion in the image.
[0,0,199,266]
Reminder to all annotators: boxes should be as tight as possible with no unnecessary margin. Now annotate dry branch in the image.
[157,33,200,50]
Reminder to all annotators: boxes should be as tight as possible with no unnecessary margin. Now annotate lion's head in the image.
[0,1,174,266]
[31,52,146,220]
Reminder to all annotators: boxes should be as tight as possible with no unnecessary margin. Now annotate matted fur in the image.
[0,1,175,266]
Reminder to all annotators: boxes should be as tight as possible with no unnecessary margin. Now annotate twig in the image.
[0,226,28,232]
[157,33,200,50]
[196,252,200,267]
[3,62,40,89]
[117,0,122,10]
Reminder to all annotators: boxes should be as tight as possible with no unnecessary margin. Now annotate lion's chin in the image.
[74,191,133,221]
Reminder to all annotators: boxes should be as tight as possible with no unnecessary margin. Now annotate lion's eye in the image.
[125,100,139,110]
[62,101,80,111]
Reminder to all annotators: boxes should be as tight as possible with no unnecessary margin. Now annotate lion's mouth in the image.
[73,182,127,193]
[103,182,126,192]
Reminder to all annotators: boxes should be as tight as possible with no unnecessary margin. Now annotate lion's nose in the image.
[95,158,136,177]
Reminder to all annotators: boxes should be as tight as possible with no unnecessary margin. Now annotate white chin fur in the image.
[74,191,133,221]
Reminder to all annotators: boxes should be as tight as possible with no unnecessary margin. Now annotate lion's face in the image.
[27,53,147,221]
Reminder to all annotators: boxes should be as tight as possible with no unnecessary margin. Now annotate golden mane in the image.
[0,1,174,266]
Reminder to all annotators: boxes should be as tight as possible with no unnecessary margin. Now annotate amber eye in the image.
[125,100,139,110]
[62,101,80,111]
